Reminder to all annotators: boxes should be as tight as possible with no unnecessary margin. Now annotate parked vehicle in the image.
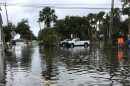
[59,39,70,47]
[39,41,45,46]
[65,38,90,47]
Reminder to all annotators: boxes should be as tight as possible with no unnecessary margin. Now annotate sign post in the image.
[10,31,16,49]
[117,38,124,48]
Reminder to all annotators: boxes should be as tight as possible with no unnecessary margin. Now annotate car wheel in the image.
[71,43,74,48]
[62,43,65,47]
[84,43,88,47]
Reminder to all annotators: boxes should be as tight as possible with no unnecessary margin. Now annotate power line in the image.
[0,3,122,9]
[50,7,113,9]
[0,3,122,6]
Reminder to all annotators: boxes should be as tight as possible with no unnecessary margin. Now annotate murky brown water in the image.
[0,43,130,86]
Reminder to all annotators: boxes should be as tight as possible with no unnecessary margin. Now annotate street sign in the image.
[11,31,16,38]
[117,38,124,44]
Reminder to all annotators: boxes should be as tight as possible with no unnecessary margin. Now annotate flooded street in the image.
[0,44,130,86]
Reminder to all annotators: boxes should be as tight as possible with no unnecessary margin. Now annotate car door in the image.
[74,38,80,46]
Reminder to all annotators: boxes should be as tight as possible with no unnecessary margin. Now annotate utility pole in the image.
[108,0,114,45]
[0,7,6,50]
[5,0,9,26]
[5,0,12,49]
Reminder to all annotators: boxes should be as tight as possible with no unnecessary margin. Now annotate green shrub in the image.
[38,27,58,47]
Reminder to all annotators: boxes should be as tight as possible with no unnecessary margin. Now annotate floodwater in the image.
[0,43,130,86]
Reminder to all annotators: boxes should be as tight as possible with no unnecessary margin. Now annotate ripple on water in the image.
[3,45,130,86]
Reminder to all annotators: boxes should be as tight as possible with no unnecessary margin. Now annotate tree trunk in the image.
[128,15,130,38]
[129,23,130,36]
[88,28,90,39]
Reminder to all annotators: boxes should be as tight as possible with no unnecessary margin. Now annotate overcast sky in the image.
[0,0,122,36]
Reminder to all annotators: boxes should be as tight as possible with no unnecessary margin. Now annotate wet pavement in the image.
[0,43,130,86]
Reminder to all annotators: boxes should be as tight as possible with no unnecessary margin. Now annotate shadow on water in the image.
[39,47,59,81]
[1,43,130,86]
[0,51,6,85]
[6,45,33,68]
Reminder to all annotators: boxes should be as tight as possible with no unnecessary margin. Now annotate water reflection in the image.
[21,45,33,67]
[0,51,6,85]
[5,45,34,86]
[1,44,130,86]
[39,47,59,84]
[6,45,33,68]
[58,47,91,68]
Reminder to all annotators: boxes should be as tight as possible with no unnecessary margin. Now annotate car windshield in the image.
[72,38,79,41]
[64,39,70,41]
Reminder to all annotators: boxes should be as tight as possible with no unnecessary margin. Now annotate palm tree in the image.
[87,13,95,41]
[97,11,105,32]
[87,13,98,41]
[38,7,57,28]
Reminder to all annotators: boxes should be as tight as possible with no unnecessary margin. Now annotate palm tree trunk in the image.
[128,15,130,36]
[88,28,90,39]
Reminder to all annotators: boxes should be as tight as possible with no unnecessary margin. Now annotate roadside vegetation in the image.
[2,1,130,47]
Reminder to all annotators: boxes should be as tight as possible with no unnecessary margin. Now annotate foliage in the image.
[16,19,36,40]
[38,27,58,47]
[122,0,130,36]
[102,13,110,42]
[38,7,57,27]
[54,16,91,40]
[122,0,130,16]
[3,19,36,42]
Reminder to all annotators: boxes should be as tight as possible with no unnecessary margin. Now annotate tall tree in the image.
[121,0,130,37]
[38,7,57,27]
[54,16,91,40]
[102,13,110,42]
[87,13,97,41]
[53,19,68,39]
[97,11,105,32]
[38,27,58,47]
[16,19,35,40]
[113,8,122,33]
